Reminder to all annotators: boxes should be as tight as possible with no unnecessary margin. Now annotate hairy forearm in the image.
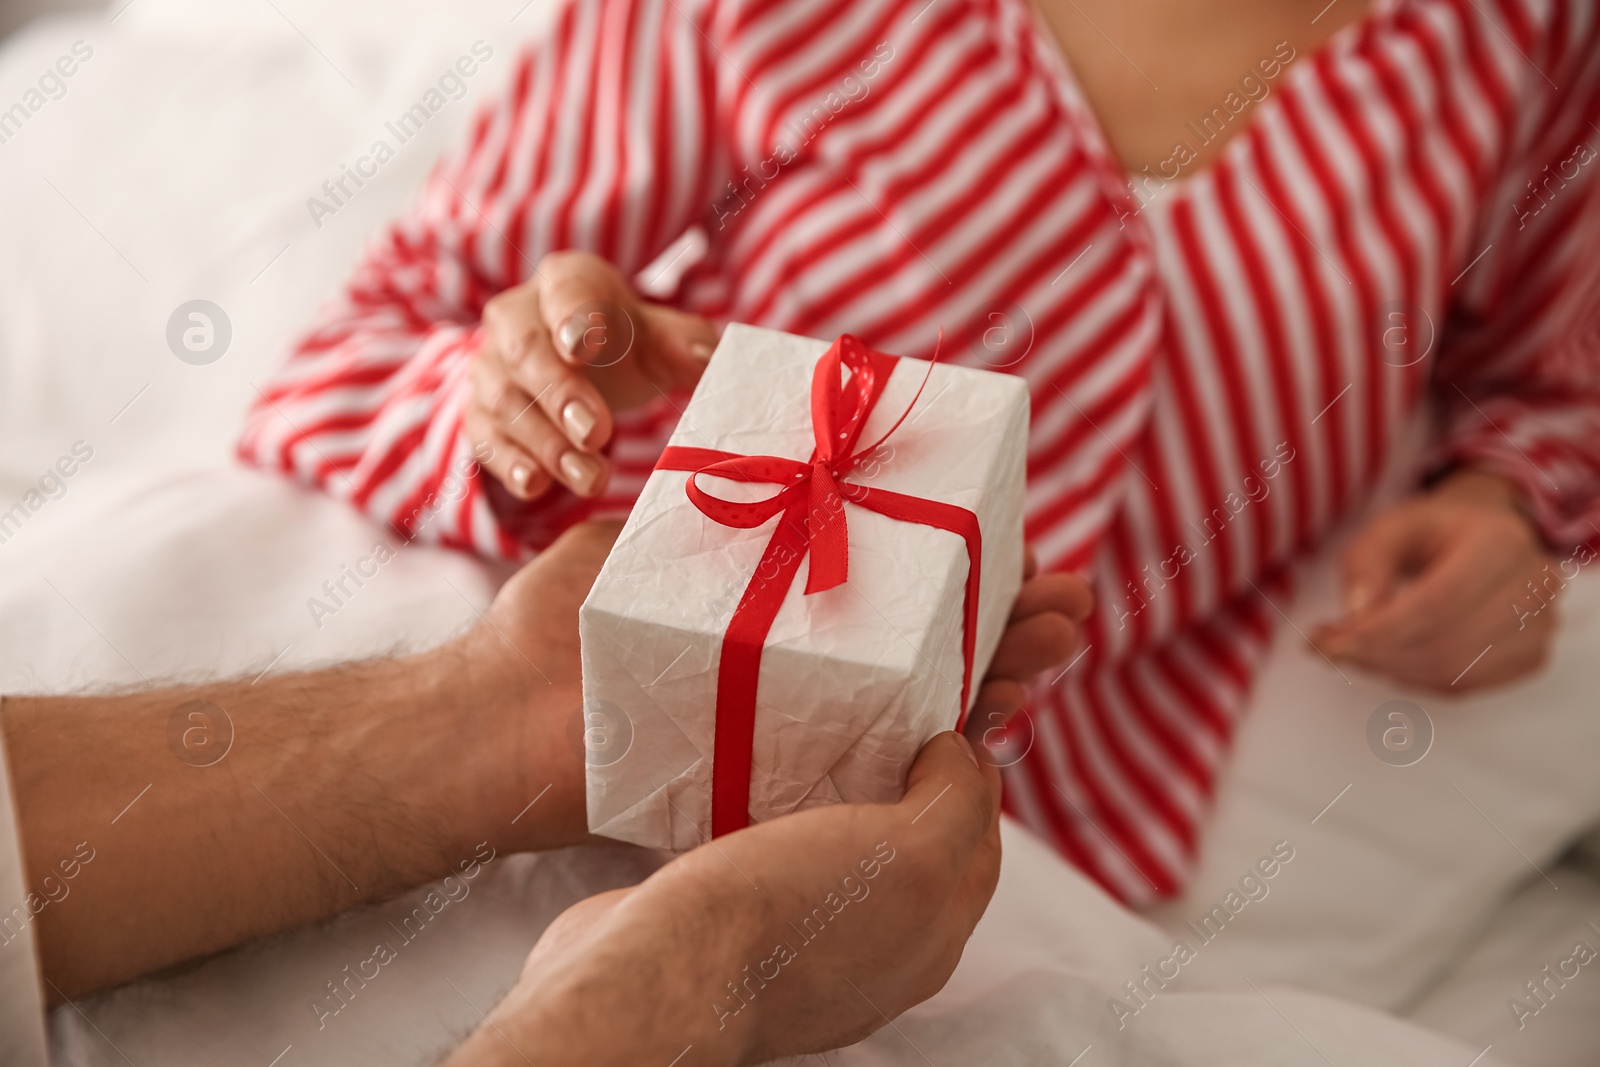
[0,634,575,999]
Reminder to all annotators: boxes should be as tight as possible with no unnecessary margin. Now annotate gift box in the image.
[579,324,1027,850]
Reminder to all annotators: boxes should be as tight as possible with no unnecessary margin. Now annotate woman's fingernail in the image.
[562,399,596,442]
[510,463,531,490]
[559,451,601,495]
[689,340,714,362]
[557,314,585,361]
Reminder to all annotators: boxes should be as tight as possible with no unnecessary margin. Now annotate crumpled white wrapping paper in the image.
[580,324,1028,849]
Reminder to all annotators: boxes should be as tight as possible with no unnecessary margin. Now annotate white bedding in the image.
[2,3,1597,1063]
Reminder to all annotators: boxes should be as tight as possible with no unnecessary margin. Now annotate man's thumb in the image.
[901,732,997,849]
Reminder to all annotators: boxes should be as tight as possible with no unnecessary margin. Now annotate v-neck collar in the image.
[999,0,1410,217]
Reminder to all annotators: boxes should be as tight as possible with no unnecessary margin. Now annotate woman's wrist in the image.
[1434,466,1545,540]
[1434,466,1525,512]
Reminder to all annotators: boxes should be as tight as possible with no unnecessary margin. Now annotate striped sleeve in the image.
[237,0,725,558]
[1429,13,1600,548]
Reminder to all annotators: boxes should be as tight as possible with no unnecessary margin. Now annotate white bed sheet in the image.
[0,465,1517,1067]
[2,3,1597,1063]
[1144,420,1600,1020]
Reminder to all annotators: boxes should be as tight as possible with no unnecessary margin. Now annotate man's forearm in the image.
[0,634,578,999]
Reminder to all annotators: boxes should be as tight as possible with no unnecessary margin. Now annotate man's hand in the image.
[469,528,1091,851]
[444,547,1087,1066]
[448,519,624,853]
[0,499,1084,1003]
[445,730,1002,1067]
[464,251,720,501]
[964,546,1093,747]
[1311,469,1557,691]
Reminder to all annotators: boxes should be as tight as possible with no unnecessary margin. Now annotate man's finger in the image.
[543,518,627,570]
[962,679,1027,751]
[988,613,1079,680]
[569,517,627,545]
[1010,571,1093,623]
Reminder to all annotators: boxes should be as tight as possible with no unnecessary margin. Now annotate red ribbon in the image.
[655,334,983,838]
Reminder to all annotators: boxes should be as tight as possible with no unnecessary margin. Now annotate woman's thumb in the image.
[1339,506,1423,618]
[640,304,720,391]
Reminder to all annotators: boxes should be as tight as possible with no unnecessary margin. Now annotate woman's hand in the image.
[1311,469,1558,691]
[445,730,1002,1067]
[464,251,720,501]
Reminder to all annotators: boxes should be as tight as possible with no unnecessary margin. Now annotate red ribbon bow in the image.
[655,334,983,838]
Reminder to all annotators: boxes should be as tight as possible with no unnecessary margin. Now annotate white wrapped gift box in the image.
[579,323,1027,849]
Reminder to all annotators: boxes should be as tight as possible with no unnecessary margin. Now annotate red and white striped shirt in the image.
[241,0,1600,903]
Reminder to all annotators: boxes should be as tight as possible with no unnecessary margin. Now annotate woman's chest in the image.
[705,0,1488,347]
[1028,0,1372,175]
